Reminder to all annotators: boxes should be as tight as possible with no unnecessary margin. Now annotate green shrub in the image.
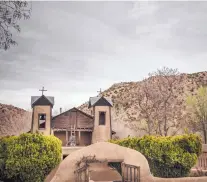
[0,133,62,182]
[0,136,15,181]
[109,134,202,178]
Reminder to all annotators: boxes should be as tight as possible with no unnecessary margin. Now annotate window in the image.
[99,112,106,125]
[38,114,46,129]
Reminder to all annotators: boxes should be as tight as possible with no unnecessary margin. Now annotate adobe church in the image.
[30,87,115,146]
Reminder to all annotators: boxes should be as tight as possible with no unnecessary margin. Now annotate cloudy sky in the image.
[0,1,207,112]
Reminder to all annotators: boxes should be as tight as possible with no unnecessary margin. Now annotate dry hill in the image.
[0,103,32,137]
[78,71,207,138]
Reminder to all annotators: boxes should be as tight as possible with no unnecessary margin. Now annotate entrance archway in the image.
[48,142,153,182]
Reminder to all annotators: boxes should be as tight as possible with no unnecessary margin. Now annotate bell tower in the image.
[31,87,54,135]
[89,93,113,143]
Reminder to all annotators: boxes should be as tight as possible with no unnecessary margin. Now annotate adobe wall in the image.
[92,106,111,143]
[46,142,207,182]
[202,144,207,152]
[47,142,153,182]
[32,105,51,135]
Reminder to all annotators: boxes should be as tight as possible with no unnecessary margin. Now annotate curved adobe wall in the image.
[48,142,153,182]
[46,142,207,182]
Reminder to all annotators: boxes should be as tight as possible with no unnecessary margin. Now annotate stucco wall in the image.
[92,106,111,143]
[47,142,153,182]
[32,105,51,135]
[46,142,207,182]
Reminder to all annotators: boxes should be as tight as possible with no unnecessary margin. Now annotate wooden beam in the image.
[53,128,92,132]
[78,131,81,146]
[76,129,92,132]
[66,130,68,146]
[53,128,67,131]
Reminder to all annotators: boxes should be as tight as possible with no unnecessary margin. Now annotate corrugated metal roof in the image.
[89,96,113,107]
[31,95,54,106]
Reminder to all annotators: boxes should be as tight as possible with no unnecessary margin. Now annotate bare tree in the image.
[134,78,161,135]
[0,1,31,50]
[150,67,184,136]
[133,67,184,136]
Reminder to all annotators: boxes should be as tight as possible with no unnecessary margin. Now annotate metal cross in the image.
[97,88,102,95]
[39,86,47,95]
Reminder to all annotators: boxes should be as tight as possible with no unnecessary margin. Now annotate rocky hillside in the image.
[0,103,32,137]
[78,71,207,138]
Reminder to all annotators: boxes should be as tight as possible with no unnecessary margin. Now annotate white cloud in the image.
[0,1,207,109]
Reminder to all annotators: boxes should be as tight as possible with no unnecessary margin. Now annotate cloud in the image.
[0,1,207,110]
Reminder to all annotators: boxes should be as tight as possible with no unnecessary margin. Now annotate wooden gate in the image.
[121,163,140,182]
[74,164,89,182]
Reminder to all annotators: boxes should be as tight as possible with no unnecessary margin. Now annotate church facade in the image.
[30,90,115,147]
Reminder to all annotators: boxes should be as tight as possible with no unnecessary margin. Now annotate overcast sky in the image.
[0,1,207,112]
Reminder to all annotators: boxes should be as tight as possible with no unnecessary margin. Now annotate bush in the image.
[0,136,14,181]
[109,134,202,178]
[0,133,62,182]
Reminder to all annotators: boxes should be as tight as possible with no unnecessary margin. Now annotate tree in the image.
[132,67,184,136]
[134,78,161,135]
[150,67,184,136]
[0,1,31,50]
[186,86,207,143]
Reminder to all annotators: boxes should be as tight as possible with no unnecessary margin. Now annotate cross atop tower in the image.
[39,86,47,95]
[97,88,102,96]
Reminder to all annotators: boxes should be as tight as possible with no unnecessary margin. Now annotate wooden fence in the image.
[121,163,140,182]
[193,144,207,170]
[195,152,207,170]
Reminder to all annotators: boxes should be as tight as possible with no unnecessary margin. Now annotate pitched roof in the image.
[31,95,54,106]
[52,107,94,129]
[52,107,116,133]
[88,96,113,108]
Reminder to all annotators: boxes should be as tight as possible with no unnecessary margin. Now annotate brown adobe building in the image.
[30,90,115,147]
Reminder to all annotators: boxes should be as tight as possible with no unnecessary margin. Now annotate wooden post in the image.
[66,130,68,146]
[79,131,81,146]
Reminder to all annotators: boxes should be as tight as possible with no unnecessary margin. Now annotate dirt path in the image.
[88,163,122,181]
